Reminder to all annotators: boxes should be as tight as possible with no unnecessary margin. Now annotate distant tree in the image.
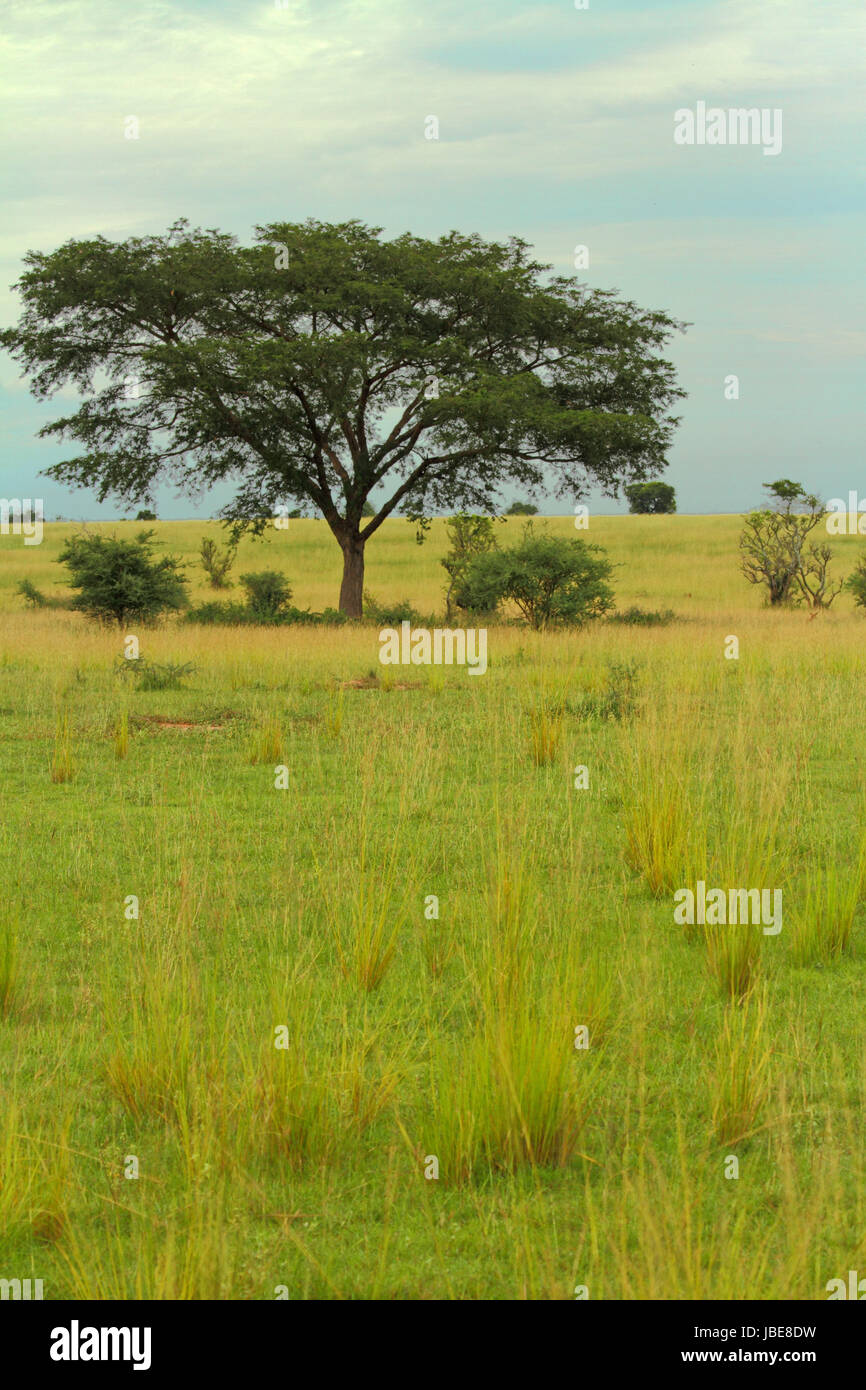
[361,500,375,517]
[135,508,157,521]
[624,481,676,514]
[58,530,188,625]
[506,501,538,516]
[1,219,686,617]
[739,480,843,609]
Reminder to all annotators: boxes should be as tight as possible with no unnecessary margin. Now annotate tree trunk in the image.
[338,534,365,618]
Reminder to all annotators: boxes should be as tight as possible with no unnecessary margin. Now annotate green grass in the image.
[0,513,865,1299]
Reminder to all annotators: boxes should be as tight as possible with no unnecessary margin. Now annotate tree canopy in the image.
[2,218,687,615]
[624,480,677,514]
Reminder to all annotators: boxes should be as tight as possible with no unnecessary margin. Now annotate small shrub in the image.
[199,536,237,589]
[183,600,350,627]
[457,527,615,629]
[320,607,350,627]
[608,606,677,627]
[118,658,196,691]
[363,592,436,627]
[58,530,188,626]
[17,579,48,607]
[847,556,866,610]
[239,571,292,620]
[183,601,252,625]
[440,514,500,620]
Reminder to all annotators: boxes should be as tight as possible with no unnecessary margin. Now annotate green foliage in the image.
[239,571,292,620]
[847,555,866,609]
[58,530,188,625]
[441,514,500,620]
[2,218,686,614]
[184,600,348,627]
[764,479,811,508]
[607,605,677,626]
[505,501,538,515]
[456,526,615,629]
[135,508,157,521]
[363,592,436,627]
[17,579,74,611]
[118,658,196,691]
[184,601,253,625]
[17,578,48,607]
[624,481,676,514]
[199,536,237,589]
[739,480,842,609]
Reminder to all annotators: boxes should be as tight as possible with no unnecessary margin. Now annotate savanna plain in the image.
[1,513,864,1300]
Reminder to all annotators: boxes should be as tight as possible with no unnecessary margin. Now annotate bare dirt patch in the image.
[134,715,229,733]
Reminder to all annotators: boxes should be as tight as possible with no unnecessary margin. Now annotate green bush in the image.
[607,605,677,627]
[17,579,74,611]
[184,600,252,625]
[200,536,237,589]
[847,556,866,609]
[456,527,615,629]
[239,571,292,620]
[58,530,188,625]
[319,607,350,626]
[441,514,499,620]
[17,578,49,608]
[184,600,349,627]
[363,592,436,627]
[117,658,196,691]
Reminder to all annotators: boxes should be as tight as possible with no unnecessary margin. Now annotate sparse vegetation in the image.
[456,525,615,629]
[1,511,865,1301]
[199,535,238,590]
[58,530,189,625]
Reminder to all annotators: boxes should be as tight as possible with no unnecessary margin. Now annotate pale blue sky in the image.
[1,0,863,519]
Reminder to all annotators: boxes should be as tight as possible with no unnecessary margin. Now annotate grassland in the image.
[1,513,865,1300]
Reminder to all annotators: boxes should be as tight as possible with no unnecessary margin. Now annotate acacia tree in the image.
[624,480,676,514]
[1,219,687,617]
[739,479,843,608]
